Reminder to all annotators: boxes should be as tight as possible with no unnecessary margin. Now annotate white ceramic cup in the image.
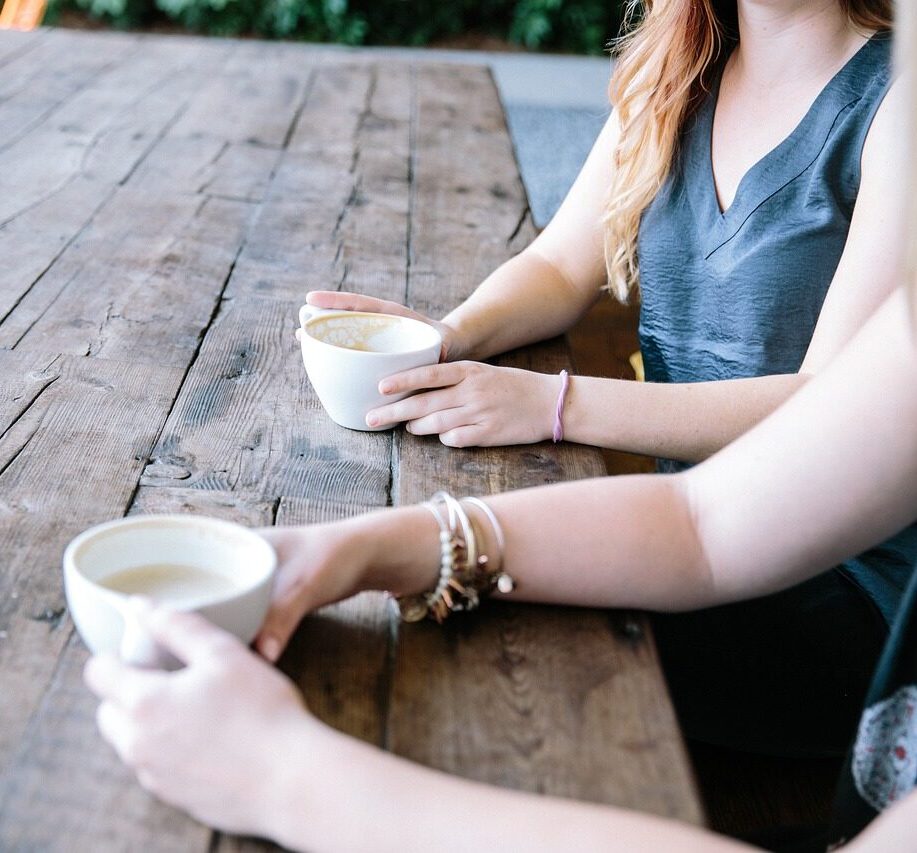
[63,514,277,669]
[298,305,442,431]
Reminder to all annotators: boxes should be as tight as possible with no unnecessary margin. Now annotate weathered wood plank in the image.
[405,63,536,319]
[393,607,703,812]
[0,30,139,161]
[170,40,313,148]
[139,295,393,502]
[4,192,255,365]
[0,36,235,326]
[387,63,704,823]
[227,63,412,303]
[0,353,183,791]
[144,62,413,500]
[130,484,278,526]
[0,26,47,67]
[130,138,283,204]
[0,34,209,217]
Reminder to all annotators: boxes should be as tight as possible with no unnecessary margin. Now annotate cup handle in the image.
[118,598,166,668]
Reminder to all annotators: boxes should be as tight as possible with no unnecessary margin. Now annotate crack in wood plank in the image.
[507,202,533,247]
[0,372,59,449]
[0,422,42,485]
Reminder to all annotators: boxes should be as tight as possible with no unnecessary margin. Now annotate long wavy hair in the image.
[603,0,893,302]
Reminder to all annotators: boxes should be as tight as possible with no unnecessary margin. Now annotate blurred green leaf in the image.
[46,0,626,53]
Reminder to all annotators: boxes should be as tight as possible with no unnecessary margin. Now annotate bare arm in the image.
[273,724,754,853]
[438,111,617,360]
[88,602,917,853]
[488,289,917,610]
[89,294,917,853]
[261,287,917,650]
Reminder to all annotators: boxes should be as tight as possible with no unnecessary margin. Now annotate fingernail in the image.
[379,383,392,394]
[366,414,379,427]
[262,636,281,662]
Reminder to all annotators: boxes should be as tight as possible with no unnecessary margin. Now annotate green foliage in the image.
[510,0,614,52]
[46,0,626,54]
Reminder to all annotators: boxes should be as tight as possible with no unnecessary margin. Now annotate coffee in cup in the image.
[98,562,240,604]
[298,306,442,431]
[63,515,276,669]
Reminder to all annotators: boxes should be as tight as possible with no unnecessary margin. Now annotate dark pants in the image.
[653,569,888,759]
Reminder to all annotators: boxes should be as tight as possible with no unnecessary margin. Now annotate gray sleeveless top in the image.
[637,33,916,625]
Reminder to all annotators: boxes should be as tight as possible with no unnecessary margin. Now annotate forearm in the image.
[443,248,599,361]
[356,477,716,613]
[563,372,810,462]
[277,725,754,853]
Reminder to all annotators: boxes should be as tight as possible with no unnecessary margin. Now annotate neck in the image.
[732,0,864,88]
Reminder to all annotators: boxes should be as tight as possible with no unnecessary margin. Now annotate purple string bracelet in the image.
[552,369,570,443]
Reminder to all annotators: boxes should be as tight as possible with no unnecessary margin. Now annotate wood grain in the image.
[0,35,234,332]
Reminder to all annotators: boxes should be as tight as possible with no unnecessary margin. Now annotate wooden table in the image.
[0,27,703,849]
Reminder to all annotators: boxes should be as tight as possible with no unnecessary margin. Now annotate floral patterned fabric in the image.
[828,563,917,846]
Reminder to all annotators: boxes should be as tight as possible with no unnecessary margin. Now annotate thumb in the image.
[254,580,320,663]
[146,607,242,665]
[254,602,302,664]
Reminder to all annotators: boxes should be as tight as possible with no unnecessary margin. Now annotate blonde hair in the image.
[604,0,894,303]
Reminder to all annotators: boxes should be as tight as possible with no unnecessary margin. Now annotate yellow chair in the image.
[629,350,645,382]
[0,0,48,31]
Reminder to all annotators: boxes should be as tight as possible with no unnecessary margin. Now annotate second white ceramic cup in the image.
[298,305,442,431]
[63,514,277,670]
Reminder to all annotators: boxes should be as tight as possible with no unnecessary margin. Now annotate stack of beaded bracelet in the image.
[397,490,515,624]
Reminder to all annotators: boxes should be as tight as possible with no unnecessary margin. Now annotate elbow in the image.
[670,472,719,611]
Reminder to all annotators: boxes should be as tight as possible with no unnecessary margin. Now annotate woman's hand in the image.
[304,290,461,362]
[83,607,314,841]
[254,508,439,663]
[253,520,378,662]
[366,362,560,447]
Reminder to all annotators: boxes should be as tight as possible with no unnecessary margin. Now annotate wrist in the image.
[255,710,322,850]
[437,316,473,361]
[269,716,378,852]
[353,505,441,597]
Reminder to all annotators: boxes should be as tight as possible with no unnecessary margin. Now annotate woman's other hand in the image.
[366,362,559,447]
[83,608,313,841]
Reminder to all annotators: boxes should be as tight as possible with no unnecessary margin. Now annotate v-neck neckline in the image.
[691,32,887,259]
